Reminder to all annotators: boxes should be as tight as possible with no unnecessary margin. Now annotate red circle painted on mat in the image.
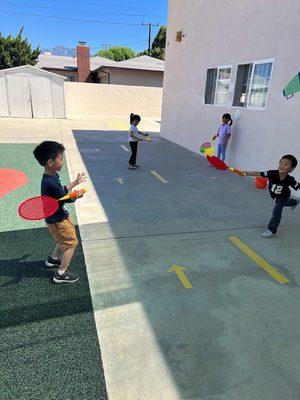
[0,169,29,199]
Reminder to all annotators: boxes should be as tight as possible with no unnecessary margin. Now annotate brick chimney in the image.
[76,41,90,82]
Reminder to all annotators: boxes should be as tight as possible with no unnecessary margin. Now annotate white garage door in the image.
[30,76,54,118]
[0,77,9,116]
[6,75,32,117]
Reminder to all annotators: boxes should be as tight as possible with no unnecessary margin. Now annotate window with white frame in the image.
[233,60,273,109]
[205,66,231,106]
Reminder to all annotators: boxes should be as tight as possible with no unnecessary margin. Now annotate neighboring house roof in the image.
[90,56,117,70]
[37,54,77,71]
[0,65,65,84]
[97,55,164,72]
[37,53,164,73]
[37,53,117,71]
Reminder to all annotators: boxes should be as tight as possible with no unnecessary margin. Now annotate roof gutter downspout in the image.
[99,67,110,84]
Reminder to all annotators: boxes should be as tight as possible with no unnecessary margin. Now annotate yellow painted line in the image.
[120,145,130,152]
[169,264,193,289]
[228,236,289,284]
[111,119,128,131]
[150,170,168,184]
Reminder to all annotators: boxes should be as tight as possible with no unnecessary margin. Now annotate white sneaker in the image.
[128,165,136,170]
[261,229,276,238]
[290,200,299,211]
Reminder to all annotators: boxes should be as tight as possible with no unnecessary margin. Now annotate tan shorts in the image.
[47,217,78,251]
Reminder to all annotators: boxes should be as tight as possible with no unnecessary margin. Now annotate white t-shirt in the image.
[129,124,139,142]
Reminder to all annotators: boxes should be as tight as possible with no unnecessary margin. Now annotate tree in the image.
[0,27,40,69]
[138,26,166,60]
[96,46,136,61]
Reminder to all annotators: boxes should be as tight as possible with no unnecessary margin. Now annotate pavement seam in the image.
[81,223,300,242]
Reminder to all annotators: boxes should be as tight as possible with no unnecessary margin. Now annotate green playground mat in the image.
[0,144,107,400]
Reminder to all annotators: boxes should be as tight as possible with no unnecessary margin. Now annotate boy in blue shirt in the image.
[33,141,86,283]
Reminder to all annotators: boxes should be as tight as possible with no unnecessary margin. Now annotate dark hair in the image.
[33,141,65,166]
[130,113,141,124]
[281,154,298,169]
[222,113,233,126]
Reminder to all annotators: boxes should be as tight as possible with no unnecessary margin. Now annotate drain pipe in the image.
[99,67,110,84]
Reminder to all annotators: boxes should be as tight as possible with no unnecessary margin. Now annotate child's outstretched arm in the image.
[244,171,260,177]
[130,129,144,141]
[289,177,300,191]
[67,172,87,191]
[137,129,149,137]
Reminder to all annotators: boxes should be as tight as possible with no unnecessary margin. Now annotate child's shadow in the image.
[0,254,52,287]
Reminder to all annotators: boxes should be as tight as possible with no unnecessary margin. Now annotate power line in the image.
[0,9,163,26]
[41,40,146,52]
[142,22,160,54]
[50,0,167,12]
[0,1,167,18]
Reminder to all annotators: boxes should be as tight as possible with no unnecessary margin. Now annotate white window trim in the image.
[213,65,232,107]
[232,58,275,111]
[204,65,232,107]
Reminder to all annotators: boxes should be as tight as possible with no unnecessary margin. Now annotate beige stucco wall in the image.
[162,0,300,180]
[64,82,162,118]
[99,68,164,88]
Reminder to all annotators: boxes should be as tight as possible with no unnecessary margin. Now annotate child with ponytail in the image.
[212,113,233,162]
[128,113,149,170]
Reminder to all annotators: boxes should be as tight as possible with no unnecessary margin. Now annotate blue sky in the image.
[0,0,168,53]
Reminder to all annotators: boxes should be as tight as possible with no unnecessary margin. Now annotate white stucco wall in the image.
[162,0,300,179]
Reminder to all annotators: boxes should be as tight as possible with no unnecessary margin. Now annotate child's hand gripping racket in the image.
[139,133,156,143]
[18,189,87,221]
[207,156,245,176]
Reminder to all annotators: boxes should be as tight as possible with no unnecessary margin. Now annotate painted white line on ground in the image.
[150,170,168,184]
[121,145,130,152]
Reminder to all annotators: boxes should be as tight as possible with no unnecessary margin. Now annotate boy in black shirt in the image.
[33,141,86,283]
[244,155,300,237]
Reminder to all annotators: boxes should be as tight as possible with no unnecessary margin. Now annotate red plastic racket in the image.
[207,156,245,176]
[18,189,87,221]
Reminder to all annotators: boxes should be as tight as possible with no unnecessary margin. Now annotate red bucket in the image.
[255,177,268,189]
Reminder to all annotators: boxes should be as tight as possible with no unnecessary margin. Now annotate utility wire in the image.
[50,0,167,12]
[0,9,163,26]
[41,40,146,52]
[0,1,167,18]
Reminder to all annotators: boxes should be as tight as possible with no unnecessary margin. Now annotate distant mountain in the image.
[41,46,75,57]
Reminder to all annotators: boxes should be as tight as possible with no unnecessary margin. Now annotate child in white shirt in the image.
[128,113,149,170]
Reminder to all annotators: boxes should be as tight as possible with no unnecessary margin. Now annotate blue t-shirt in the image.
[41,173,72,223]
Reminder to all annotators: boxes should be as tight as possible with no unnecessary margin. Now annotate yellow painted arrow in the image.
[168,264,193,289]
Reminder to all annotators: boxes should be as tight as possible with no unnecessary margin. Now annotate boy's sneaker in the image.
[128,165,136,170]
[134,165,140,168]
[261,229,276,238]
[290,200,300,211]
[45,256,61,268]
[53,270,79,284]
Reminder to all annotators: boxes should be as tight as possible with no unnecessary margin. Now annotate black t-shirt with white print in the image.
[260,170,300,200]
